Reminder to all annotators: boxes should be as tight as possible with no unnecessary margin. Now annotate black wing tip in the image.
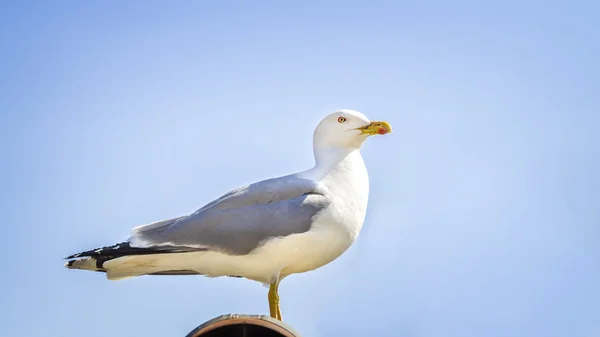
[64,242,129,260]
[64,253,80,260]
[64,242,208,261]
[64,252,83,260]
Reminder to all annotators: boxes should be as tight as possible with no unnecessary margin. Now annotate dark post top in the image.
[186,314,302,337]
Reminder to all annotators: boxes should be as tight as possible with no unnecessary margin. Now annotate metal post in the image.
[186,314,302,337]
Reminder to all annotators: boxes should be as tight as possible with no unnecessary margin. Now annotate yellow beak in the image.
[356,121,393,136]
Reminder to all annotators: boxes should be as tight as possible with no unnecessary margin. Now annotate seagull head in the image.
[313,109,392,150]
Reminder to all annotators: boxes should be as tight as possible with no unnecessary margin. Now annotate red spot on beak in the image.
[377,127,388,135]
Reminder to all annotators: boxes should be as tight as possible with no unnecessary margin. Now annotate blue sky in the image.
[1,1,598,336]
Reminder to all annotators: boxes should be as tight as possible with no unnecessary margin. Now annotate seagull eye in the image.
[337,117,347,123]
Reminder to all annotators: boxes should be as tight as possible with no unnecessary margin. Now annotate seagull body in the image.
[65,109,392,320]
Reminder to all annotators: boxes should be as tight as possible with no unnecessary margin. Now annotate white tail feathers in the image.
[64,258,100,271]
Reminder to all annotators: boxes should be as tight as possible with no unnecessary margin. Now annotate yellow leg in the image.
[268,280,283,321]
[276,303,282,321]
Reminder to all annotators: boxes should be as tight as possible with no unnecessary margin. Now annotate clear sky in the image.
[1,1,598,336]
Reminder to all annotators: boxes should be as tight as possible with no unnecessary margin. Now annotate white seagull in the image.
[65,109,392,320]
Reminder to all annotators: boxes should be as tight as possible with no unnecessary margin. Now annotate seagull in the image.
[65,109,392,321]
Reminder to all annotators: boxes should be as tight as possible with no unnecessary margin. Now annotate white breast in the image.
[317,150,370,238]
[271,149,370,276]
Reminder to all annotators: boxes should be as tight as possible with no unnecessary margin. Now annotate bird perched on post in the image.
[65,109,392,320]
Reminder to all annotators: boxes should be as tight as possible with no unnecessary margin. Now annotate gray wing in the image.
[194,174,325,211]
[128,175,330,255]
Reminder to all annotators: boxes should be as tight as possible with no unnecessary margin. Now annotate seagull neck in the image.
[309,146,359,179]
